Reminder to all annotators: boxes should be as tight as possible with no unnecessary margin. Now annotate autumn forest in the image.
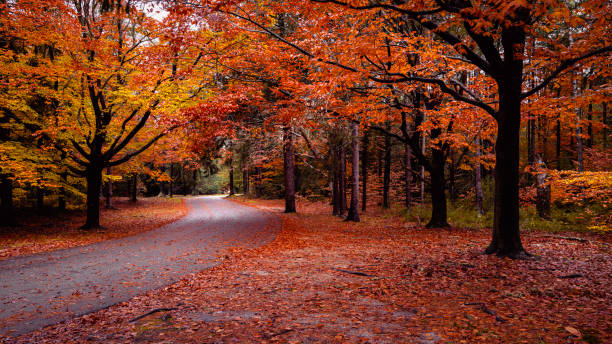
[0,0,611,343]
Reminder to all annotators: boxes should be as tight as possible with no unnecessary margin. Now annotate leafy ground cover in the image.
[0,197,187,260]
[6,197,611,344]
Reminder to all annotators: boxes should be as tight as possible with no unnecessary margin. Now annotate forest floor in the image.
[7,197,611,344]
[0,197,188,260]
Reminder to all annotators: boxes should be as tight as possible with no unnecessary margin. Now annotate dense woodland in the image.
[1,0,610,258]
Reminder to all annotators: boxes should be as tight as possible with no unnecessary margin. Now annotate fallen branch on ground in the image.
[333,268,376,277]
[464,302,505,322]
[129,307,178,323]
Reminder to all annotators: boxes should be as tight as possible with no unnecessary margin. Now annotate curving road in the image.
[0,196,279,337]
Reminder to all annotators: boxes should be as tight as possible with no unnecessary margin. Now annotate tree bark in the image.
[420,136,426,206]
[573,74,584,172]
[556,118,562,170]
[130,174,137,202]
[105,167,113,208]
[83,165,103,229]
[283,126,296,213]
[535,155,551,219]
[339,141,347,214]
[36,186,44,211]
[603,102,608,149]
[361,130,369,211]
[404,137,412,209]
[382,125,391,209]
[243,167,249,195]
[426,144,449,228]
[449,153,457,203]
[474,136,484,216]
[346,121,360,221]
[0,175,15,226]
[229,156,235,196]
[486,84,526,257]
[332,144,341,215]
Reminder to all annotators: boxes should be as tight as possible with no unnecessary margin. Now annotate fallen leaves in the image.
[0,197,188,260]
[4,197,611,344]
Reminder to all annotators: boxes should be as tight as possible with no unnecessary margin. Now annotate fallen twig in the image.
[559,274,584,279]
[537,234,609,246]
[264,328,294,339]
[464,302,506,322]
[333,268,376,277]
[129,307,178,323]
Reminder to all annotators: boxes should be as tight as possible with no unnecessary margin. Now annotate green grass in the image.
[398,200,609,234]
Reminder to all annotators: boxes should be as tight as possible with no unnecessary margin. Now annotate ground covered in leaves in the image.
[7,197,611,344]
[0,197,188,260]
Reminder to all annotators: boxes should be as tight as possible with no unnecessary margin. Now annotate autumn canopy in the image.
[1,0,611,258]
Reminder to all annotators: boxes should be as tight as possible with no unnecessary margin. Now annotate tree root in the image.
[333,268,376,277]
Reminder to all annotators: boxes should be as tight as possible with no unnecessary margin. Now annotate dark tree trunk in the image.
[169,163,174,197]
[83,165,103,229]
[527,116,535,167]
[229,157,235,196]
[535,155,551,219]
[603,102,607,149]
[332,145,341,215]
[346,121,360,221]
[58,171,67,211]
[486,86,526,257]
[382,127,391,209]
[130,174,137,202]
[475,136,484,215]
[243,167,249,195]
[283,126,296,213]
[484,28,528,258]
[556,118,562,170]
[105,167,113,208]
[361,130,369,211]
[587,102,593,148]
[255,166,262,198]
[339,141,347,214]
[420,136,426,205]
[426,145,449,228]
[404,138,412,209]
[0,175,15,226]
[36,186,44,211]
[448,153,457,203]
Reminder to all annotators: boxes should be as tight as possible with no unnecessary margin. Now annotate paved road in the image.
[0,196,279,336]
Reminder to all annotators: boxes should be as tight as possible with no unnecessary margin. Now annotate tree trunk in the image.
[283,126,296,213]
[361,130,369,211]
[404,138,412,209]
[573,77,584,172]
[474,136,484,216]
[556,118,561,170]
[229,157,235,196]
[0,175,15,226]
[420,136,426,206]
[105,167,113,208]
[58,171,67,211]
[169,163,174,197]
[426,145,449,228]
[339,141,347,214]
[36,186,44,211]
[346,121,360,221]
[83,165,103,229]
[243,167,249,195]
[255,166,262,198]
[332,145,340,215]
[130,174,137,202]
[603,102,607,149]
[382,127,391,208]
[587,102,593,148]
[448,153,457,203]
[535,155,551,219]
[486,85,526,257]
